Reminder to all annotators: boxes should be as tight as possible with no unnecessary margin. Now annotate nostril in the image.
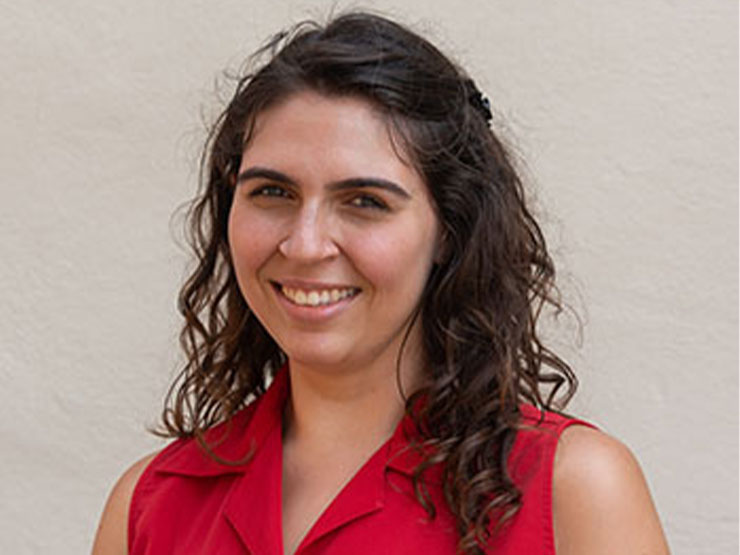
[278,227,339,260]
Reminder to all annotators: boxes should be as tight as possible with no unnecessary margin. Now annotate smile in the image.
[276,283,361,307]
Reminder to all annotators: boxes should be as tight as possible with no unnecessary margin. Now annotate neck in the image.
[283,330,424,451]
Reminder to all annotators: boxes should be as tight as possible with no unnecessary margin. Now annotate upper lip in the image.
[271,278,361,291]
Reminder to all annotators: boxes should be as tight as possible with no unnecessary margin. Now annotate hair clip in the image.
[465,79,493,125]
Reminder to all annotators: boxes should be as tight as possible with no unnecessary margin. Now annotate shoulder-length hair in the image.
[159,11,577,554]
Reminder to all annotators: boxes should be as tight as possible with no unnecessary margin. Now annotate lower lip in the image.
[272,285,359,322]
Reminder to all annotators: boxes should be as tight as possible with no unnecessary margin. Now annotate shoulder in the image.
[91,451,160,555]
[552,425,670,554]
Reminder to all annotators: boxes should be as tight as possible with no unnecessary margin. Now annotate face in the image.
[228,90,440,374]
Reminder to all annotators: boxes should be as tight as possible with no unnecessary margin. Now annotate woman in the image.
[93,12,669,555]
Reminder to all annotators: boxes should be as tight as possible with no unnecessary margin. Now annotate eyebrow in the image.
[236,166,412,200]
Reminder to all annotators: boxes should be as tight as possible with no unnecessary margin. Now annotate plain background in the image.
[0,0,737,553]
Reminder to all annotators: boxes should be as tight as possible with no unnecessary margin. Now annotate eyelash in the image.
[246,185,389,212]
[348,194,389,211]
[248,184,292,199]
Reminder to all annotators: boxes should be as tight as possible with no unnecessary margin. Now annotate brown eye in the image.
[349,194,389,211]
[249,185,291,199]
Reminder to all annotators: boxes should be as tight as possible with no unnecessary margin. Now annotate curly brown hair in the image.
[158,11,577,554]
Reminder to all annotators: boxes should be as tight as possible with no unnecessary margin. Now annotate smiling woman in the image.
[92,11,669,555]
[230,92,439,373]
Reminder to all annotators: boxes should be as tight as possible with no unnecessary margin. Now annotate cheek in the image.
[228,207,278,283]
[349,220,438,298]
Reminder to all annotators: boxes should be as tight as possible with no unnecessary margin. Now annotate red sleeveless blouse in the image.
[129,368,594,554]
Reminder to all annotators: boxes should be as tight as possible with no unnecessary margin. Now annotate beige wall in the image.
[0,1,736,553]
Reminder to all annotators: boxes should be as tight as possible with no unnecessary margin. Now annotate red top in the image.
[129,368,594,554]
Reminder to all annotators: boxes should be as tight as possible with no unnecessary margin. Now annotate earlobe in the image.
[433,229,449,265]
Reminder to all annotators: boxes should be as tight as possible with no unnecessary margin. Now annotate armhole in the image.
[544,419,598,555]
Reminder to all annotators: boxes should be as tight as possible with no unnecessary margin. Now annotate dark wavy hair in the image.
[159,11,577,554]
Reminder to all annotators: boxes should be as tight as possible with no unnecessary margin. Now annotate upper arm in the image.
[91,452,159,555]
[552,426,670,555]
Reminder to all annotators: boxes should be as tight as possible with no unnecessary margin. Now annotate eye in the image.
[348,194,389,211]
[248,184,292,199]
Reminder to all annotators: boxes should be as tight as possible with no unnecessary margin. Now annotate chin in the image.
[287,353,353,372]
[281,340,354,370]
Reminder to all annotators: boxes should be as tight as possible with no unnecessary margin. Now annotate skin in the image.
[553,425,670,554]
[91,91,670,555]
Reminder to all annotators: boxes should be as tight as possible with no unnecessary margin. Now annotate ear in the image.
[433,228,449,265]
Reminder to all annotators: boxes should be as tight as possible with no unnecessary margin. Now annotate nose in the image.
[278,205,340,262]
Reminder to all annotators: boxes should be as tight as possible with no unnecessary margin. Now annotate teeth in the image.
[281,285,358,307]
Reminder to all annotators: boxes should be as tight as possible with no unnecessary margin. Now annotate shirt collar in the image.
[153,365,428,478]
[154,366,290,477]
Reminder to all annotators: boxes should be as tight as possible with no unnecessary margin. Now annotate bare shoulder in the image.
[552,425,670,555]
[91,451,160,555]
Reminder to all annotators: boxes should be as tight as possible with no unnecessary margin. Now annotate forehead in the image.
[242,91,420,185]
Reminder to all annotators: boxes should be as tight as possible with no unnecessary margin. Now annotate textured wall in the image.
[0,1,736,553]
